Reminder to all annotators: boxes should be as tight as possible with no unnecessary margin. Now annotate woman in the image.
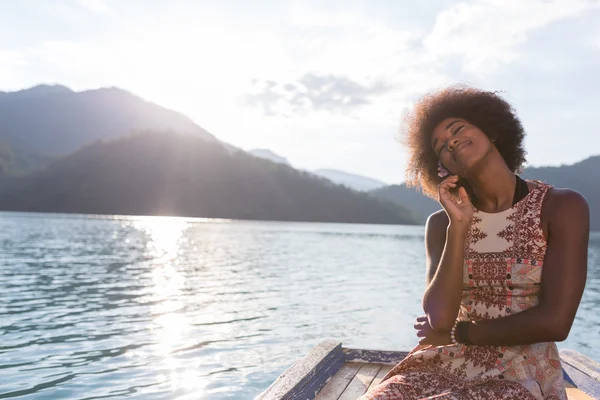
[361,86,589,400]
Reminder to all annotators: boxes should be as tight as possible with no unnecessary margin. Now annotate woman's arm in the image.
[422,209,468,331]
[465,189,589,346]
[417,189,589,346]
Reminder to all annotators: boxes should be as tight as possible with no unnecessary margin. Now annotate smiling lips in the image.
[452,140,472,159]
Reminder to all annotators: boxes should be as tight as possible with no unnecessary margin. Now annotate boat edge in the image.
[258,343,600,399]
[257,340,344,400]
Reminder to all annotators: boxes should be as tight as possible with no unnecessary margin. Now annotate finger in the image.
[438,176,459,188]
[457,186,471,204]
[439,178,459,188]
[438,181,458,193]
[441,183,457,190]
[443,175,460,182]
[438,184,457,199]
[439,190,460,207]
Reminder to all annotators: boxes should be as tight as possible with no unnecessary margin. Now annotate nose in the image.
[447,138,459,152]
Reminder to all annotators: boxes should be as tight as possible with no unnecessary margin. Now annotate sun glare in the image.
[132,216,208,393]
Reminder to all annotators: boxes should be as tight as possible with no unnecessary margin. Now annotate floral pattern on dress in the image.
[360,182,566,400]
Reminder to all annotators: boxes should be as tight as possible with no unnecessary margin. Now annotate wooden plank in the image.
[560,349,600,400]
[314,362,362,400]
[566,387,595,400]
[561,350,600,382]
[259,340,344,400]
[562,363,600,400]
[338,363,381,400]
[368,364,394,391]
[343,348,408,364]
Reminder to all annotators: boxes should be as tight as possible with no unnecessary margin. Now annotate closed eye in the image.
[453,125,465,135]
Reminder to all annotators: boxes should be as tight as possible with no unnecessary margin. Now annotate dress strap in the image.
[523,180,553,213]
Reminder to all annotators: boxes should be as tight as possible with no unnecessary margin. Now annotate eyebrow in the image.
[445,119,462,130]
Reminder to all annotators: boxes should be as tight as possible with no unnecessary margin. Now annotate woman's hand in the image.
[438,175,474,226]
[414,315,453,346]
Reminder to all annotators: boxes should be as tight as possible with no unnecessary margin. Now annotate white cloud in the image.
[287,0,370,28]
[424,0,600,74]
[0,49,26,66]
[244,73,393,116]
[39,1,82,23]
[0,49,28,90]
[77,0,111,14]
[19,0,112,24]
[1,0,599,182]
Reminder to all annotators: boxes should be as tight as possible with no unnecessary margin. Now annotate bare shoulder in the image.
[542,187,590,227]
[426,209,449,232]
[424,210,448,279]
[425,209,449,243]
[544,187,589,213]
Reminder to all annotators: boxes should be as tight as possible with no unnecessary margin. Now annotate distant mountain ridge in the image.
[313,169,387,192]
[0,84,217,160]
[0,132,418,225]
[0,84,74,98]
[249,149,290,165]
[0,83,596,229]
[370,184,440,223]
[248,149,387,192]
[370,157,600,231]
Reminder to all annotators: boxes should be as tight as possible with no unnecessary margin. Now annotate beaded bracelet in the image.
[450,319,459,345]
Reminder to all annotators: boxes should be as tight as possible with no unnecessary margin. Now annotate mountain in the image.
[0,84,217,161]
[0,139,54,177]
[314,169,387,192]
[248,150,388,192]
[0,84,73,98]
[520,156,600,189]
[370,156,600,231]
[0,132,418,225]
[370,184,441,223]
[249,149,290,165]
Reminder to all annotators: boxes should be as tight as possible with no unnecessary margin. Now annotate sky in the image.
[1,0,600,184]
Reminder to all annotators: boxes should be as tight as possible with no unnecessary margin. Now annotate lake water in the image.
[0,212,598,399]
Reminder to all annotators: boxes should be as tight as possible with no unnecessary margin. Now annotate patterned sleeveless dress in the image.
[361,182,567,400]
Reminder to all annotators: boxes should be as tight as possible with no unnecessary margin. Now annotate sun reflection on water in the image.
[133,216,207,394]
[135,216,189,262]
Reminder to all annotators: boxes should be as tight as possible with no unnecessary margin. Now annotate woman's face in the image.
[431,117,494,177]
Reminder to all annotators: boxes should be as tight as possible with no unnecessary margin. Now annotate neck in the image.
[465,154,516,213]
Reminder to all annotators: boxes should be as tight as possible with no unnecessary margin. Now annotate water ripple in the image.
[0,212,598,399]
